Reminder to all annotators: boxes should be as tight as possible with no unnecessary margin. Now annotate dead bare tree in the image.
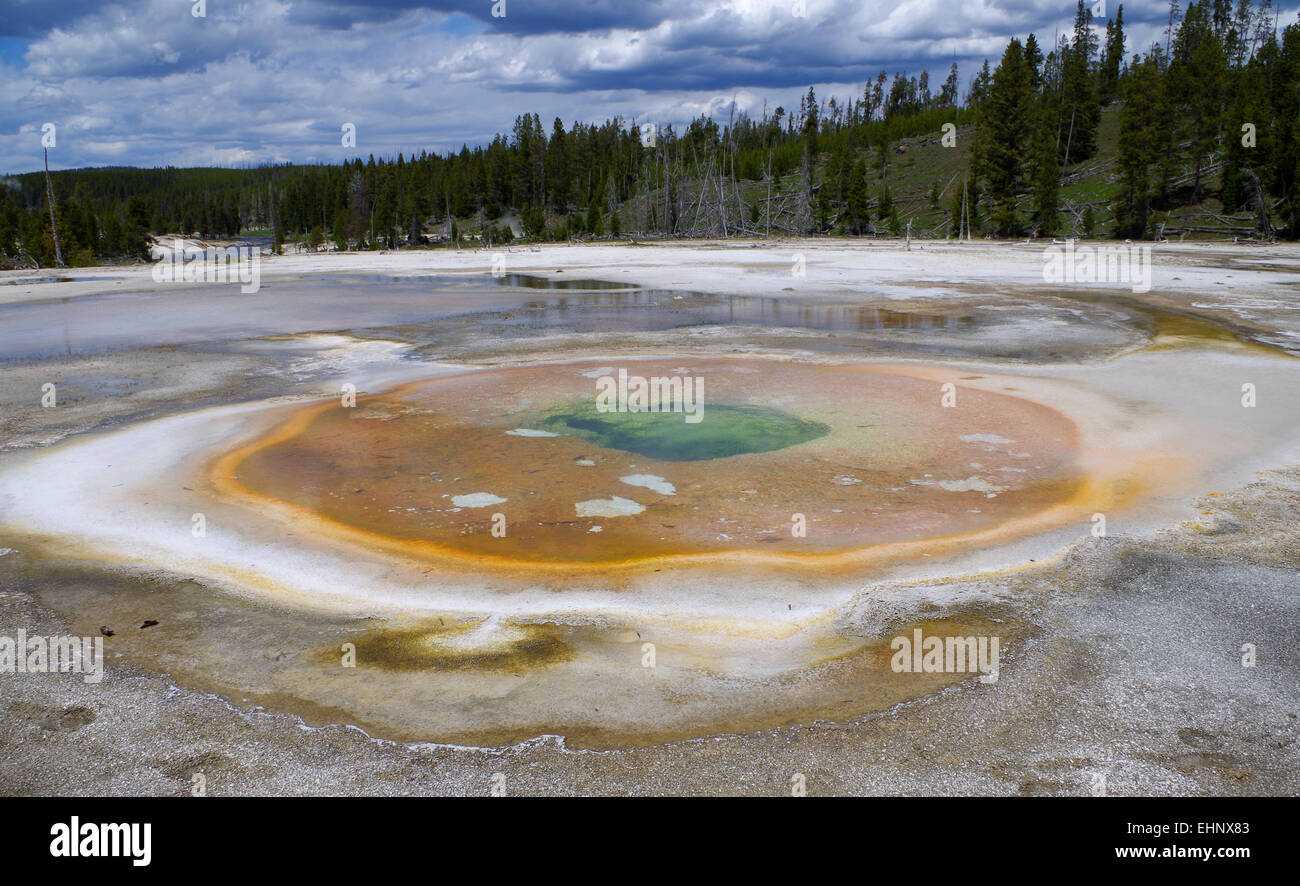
[1245,168,1276,240]
[43,147,65,268]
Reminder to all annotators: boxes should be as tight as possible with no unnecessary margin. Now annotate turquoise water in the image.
[537,402,829,461]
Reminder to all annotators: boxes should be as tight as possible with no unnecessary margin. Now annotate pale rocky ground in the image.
[5,236,1299,304]
[0,239,1296,795]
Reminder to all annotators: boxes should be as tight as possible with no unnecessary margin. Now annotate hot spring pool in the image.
[218,358,1089,569]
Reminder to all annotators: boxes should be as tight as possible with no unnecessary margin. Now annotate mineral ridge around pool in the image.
[224,358,1085,567]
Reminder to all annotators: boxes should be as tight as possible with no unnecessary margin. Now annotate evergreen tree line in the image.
[2,0,1297,267]
[968,0,1300,239]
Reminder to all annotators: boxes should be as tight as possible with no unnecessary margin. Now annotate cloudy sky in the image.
[0,0,1291,173]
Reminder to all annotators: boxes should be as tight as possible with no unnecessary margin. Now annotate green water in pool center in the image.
[535,402,831,461]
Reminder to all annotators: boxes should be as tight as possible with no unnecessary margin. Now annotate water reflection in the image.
[0,271,972,359]
[496,290,970,334]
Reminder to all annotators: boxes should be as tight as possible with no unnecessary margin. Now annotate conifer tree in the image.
[1115,55,1167,238]
[1100,6,1126,102]
[1030,102,1061,235]
[845,157,870,234]
[1061,0,1101,166]
[978,38,1034,235]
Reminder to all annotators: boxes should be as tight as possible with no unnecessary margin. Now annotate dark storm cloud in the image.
[348,0,676,34]
[0,0,107,37]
